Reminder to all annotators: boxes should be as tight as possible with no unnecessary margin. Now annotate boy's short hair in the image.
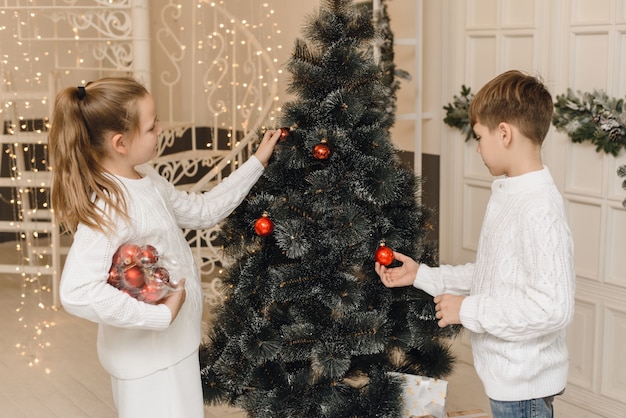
[468,70,553,145]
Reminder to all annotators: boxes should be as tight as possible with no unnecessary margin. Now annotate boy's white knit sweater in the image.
[60,157,264,380]
[416,167,575,402]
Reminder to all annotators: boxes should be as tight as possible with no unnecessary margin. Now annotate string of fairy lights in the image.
[1,3,56,373]
[0,0,282,372]
[9,134,56,374]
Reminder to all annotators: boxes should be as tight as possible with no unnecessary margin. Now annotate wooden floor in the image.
[0,267,492,417]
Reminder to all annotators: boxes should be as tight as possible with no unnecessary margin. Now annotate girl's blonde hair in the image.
[49,77,149,234]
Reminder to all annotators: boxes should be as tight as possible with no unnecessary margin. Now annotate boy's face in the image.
[473,122,508,177]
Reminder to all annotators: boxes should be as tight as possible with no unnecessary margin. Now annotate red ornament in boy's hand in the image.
[254,213,274,236]
[279,127,290,141]
[375,243,394,266]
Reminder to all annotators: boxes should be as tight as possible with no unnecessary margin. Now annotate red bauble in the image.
[313,142,331,160]
[279,127,290,141]
[115,243,141,266]
[137,244,159,266]
[152,266,171,284]
[123,265,146,288]
[140,282,168,304]
[107,266,122,288]
[107,242,174,304]
[254,213,274,236]
[375,243,394,266]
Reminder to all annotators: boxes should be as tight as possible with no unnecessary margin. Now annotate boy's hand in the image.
[162,278,186,323]
[434,294,464,327]
[254,129,282,167]
[375,251,419,288]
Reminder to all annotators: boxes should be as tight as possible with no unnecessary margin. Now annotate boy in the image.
[375,70,575,418]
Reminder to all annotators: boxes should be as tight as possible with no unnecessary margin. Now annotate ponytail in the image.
[49,77,149,234]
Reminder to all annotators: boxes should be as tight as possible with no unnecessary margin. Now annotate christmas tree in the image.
[200,1,459,416]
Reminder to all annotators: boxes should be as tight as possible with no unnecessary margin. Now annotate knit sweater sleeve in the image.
[414,263,474,296]
[60,224,172,330]
[459,198,575,341]
[147,156,264,229]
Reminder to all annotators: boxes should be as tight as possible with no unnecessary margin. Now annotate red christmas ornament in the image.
[279,127,291,141]
[115,243,141,266]
[137,244,159,266]
[107,266,122,288]
[153,266,171,284]
[140,281,168,304]
[375,243,394,266]
[123,265,146,288]
[313,141,331,160]
[107,242,174,304]
[254,213,274,236]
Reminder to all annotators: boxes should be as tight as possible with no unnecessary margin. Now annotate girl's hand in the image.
[254,129,282,167]
[375,251,419,288]
[163,278,186,323]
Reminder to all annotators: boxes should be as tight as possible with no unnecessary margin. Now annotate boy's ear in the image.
[498,122,513,147]
[109,133,128,155]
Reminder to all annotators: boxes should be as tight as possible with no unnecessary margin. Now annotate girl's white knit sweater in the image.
[60,157,264,379]
[416,167,575,402]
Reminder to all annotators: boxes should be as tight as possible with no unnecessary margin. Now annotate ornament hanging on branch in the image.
[375,241,395,266]
[313,139,331,160]
[254,212,274,236]
[280,127,291,141]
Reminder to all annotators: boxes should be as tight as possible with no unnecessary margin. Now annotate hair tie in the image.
[77,86,86,100]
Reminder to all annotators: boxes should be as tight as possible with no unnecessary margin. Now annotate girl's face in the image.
[126,94,161,166]
[473,121,507,177]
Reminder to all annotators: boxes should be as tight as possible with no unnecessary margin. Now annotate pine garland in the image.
[443,86,626,156]
[443,85,474,142]
[444,86,626,204]
[618,165,626,208]
[553,89,626,156]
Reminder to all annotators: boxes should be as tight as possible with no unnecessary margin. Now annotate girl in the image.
[49,77,281,417]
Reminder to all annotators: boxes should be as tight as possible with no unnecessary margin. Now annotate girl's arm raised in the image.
[152,129,281,230]
[254,129,281,166]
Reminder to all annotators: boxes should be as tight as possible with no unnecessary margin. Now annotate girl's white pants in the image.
[111,349,204,418]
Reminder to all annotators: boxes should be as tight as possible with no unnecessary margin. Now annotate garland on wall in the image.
[442,85,474,142]
[443,86,626,206]
[619,165,626,207]
[552,89,626,157]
